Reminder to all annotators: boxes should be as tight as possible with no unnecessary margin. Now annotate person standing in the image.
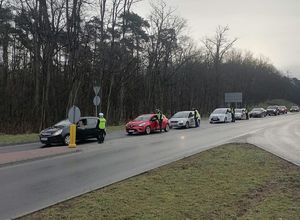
[231,108,236,122]
[98,113,106,144]
[193,108,201,127]
[156,109,163,133]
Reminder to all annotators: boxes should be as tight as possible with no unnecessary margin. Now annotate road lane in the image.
[0,114,299,220]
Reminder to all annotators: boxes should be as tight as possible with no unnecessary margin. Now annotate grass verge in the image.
[17,144,300,219]
[0,126,124,145]
[0,133,39,145]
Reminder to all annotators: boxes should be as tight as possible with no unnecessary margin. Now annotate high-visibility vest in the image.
[99,118,106,129]
[195,110,200,119]
[157,112,163,120]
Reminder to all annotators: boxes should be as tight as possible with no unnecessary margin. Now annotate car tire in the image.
[185,122,189,129]
[63,134,70,146]
[145,126,151,135]
[164,124,170,132]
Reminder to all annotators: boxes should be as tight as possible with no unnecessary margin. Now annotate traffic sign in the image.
[225,92,243,103]
[93,86,101,95]
[68,106,81,124]
[93,96,101,106]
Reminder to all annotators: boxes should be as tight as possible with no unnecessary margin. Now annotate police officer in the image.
[156,109,163,133]
[231,108,236,122]
[98,113,106,144]
[193,108,201,127]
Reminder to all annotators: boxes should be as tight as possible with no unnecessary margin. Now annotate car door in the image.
[226,110,232,122]
[150,116,159,130]
[86,118,99,138]
[188,112,195,127]
[76,119,88,139]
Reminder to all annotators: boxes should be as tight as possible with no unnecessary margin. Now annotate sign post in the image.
[68,106,81,148]
[93,86,101,116]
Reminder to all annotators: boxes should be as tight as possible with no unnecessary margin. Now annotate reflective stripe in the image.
[99,118,106,129]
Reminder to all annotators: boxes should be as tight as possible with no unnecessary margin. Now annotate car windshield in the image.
[172,112,190,118]
[134,115,152,121]
[213,109,226,114]
[235,109,243,113]
[267,106,277,109]
[54,119,71,128]
[252,108,261,111]
[291,106,298,109]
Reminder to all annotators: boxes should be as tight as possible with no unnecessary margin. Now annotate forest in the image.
[1,0,300,134]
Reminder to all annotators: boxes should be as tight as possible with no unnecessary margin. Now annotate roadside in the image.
[0,125,125,147]
[17,143,300,220]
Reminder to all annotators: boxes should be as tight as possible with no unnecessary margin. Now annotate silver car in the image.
[234,108,249,120]
[169,111,200,129]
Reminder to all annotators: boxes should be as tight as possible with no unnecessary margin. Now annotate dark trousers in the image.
[159,120,163,132]
[195,118,199,127]
[98,129,106,143]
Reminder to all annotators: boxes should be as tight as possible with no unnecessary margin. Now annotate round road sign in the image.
[93,96,101,106]
[68,106,81,124]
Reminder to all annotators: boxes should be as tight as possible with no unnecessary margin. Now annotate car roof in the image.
[174,111,192,114]
[80,117,99,120]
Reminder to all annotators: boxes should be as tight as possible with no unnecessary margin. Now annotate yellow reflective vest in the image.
[99,118,106,129]
[195,110,200,119]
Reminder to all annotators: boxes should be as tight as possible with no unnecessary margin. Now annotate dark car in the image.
[278,106,288,114]
[39,117,99,146]
[249,108,267,118]
[290,106,300,112]
[266,106,280,116]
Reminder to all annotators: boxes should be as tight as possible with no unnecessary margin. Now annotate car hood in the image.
[169,118,188,122]
[250,111,261,114]
[127,121,149,126]
[210,113,226,118]
[41,127,62,135]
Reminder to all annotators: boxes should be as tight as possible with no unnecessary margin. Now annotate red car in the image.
[126,114,170,135]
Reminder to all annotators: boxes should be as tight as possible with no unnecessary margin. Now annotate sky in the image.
[133,0,300,79]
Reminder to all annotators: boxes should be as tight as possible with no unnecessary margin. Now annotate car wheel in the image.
[145,126,151,135]
[64,134,70,146]
[164,124,170,132]
[185,122,190,129]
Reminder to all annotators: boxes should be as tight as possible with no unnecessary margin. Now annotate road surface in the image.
[0,113,299,220]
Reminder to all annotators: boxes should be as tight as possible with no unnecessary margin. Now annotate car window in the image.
[77,119,87,128]
[86,118,98,128]
[189,112,193,118]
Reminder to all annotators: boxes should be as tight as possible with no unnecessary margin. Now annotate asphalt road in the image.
[0,113,300,220]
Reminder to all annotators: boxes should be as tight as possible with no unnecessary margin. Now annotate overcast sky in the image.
[133,0,300,79]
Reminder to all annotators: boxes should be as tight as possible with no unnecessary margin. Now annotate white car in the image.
[209,108,232,123]
[169,111,201,128]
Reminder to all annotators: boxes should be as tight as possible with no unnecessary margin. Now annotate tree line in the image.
[0,0,299,134]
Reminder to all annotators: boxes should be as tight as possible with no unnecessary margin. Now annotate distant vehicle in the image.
[290,106,300,112]
[126,114,170,135]
[266,106,280,116]
[278,106,288,114]
[234,108,249,120]
[169,111,201,129]
[40,117,99,146]
[249,108,267,118]
[209,108,232,123]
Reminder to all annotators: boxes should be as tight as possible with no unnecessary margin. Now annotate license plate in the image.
[41,137,48,141]
[129,130,135,133]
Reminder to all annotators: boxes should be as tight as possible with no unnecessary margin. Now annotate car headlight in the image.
[139,123,146,127]
[53,129,63,136]
[179,120,184,123]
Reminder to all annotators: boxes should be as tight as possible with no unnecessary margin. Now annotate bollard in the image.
[69,124,77,148]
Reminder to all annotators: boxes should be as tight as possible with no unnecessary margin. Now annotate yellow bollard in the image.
[69,124,77,148]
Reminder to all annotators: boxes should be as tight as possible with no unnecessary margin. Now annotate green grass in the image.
[0,133,39,145]
[18,144,300,220]
[106,125,124,133]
